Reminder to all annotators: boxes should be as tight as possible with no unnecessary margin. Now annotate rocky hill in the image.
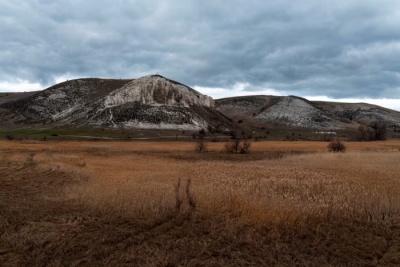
[2,76,400,131]
[215,95,400,129]
[0,75,233,130]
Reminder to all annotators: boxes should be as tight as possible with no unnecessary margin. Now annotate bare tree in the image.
[356,121,387,141]
[369,121,387,141]
[195,127,208,153]
[356,125,369,141]
[224,139,241,154]
[240,138,252,154]
[195,135,208,153]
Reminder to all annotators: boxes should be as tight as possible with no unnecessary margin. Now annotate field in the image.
[1,139,400,266]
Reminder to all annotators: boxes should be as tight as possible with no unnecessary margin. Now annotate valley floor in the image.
[1,140,400,266]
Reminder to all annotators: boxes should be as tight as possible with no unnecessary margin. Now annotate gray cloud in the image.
[1,0,400,99]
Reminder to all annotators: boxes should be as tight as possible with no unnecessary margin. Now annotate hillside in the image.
[0,75,234,131]
[215,95,400,129]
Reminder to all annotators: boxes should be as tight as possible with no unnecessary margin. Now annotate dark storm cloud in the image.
[1,0,400,98]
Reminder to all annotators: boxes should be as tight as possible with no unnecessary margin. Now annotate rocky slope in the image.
[0,75,233,130]
[215,95,400,129]
[313,101,400,126]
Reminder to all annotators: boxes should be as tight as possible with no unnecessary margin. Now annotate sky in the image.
[1,0,400,110]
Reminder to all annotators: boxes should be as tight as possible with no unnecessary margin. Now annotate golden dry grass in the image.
[1,139,400,152]
[64,150,400,224]
[1,139,400,266]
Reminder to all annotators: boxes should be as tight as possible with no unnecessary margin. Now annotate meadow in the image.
[1,139,400,266]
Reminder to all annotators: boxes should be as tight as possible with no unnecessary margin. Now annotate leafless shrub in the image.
[195,137,208,153]
[224,138,252,154]
[240,138,252,154]
[328,139,346,153]
[224,139,241,154]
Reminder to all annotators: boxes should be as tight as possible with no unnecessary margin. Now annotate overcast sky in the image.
[1,0,400,110]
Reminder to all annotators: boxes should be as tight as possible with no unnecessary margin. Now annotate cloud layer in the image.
[1,0,400,103]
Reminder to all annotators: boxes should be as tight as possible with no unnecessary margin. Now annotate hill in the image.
[2,76,400,131]
[215,95,400,129]
[0,75,234,131]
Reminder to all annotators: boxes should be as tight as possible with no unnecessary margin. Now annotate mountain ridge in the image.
[215,95,400,130]
[1,76,400,131]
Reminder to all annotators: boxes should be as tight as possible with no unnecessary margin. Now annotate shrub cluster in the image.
[224,138,252,154]
[356,121,387,141]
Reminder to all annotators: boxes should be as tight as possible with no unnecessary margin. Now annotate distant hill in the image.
[215,95,400,129]
[0,75,234,131]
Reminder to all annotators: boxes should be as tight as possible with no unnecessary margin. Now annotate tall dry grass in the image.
[1,139,400,153]
[2,141,399,227]
[62,150,400,229]
[2,140,400,266]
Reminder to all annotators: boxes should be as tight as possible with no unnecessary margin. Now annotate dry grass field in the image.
[1,139,400,266]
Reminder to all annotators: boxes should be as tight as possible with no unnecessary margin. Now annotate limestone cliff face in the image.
[104,75,214,109]
[93,75,219,130]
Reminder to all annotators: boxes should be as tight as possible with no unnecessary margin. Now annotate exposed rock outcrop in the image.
[253,96,338,129]
[105,75,214,108]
